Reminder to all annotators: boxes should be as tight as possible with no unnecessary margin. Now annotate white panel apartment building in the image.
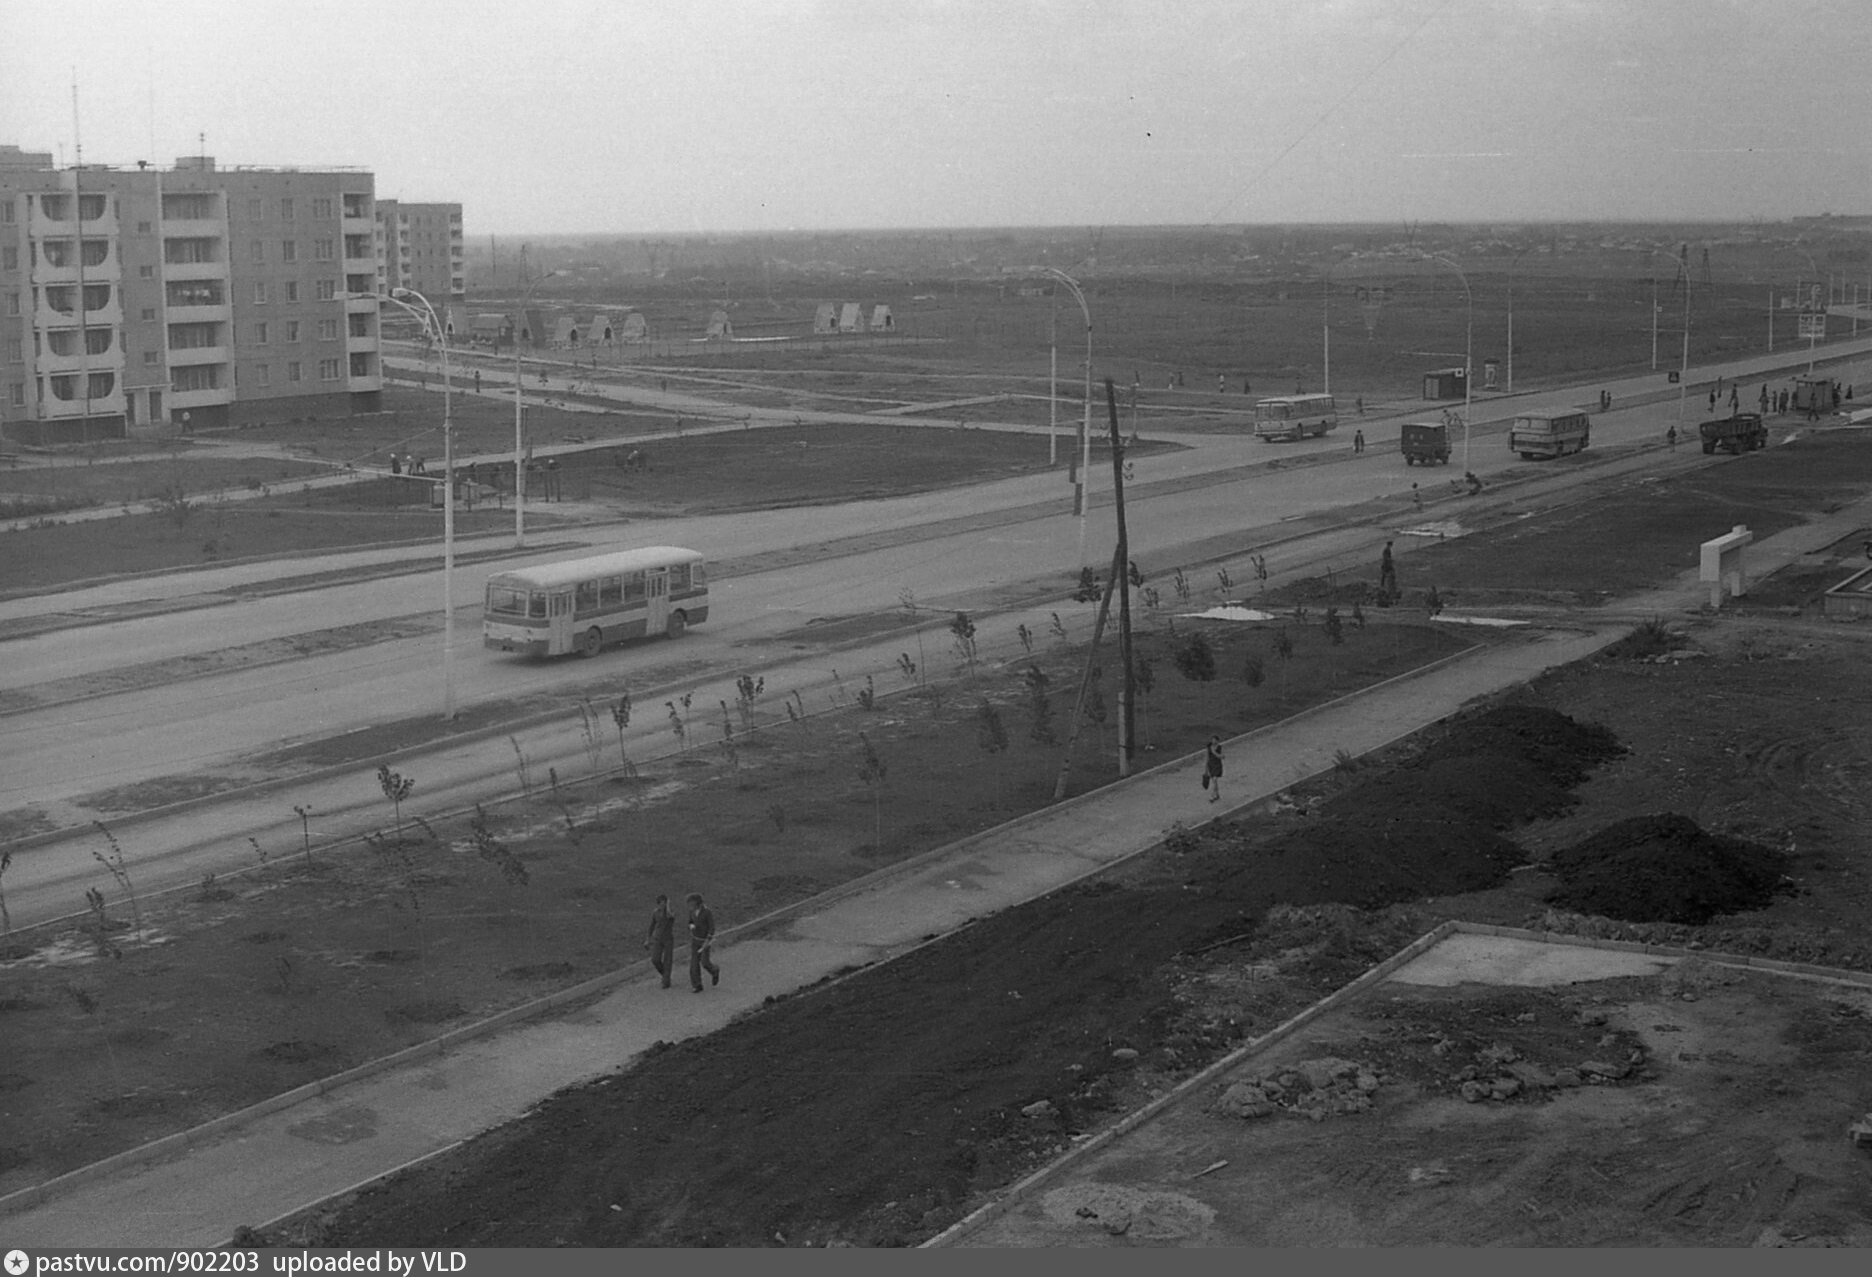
[0,145,384,442]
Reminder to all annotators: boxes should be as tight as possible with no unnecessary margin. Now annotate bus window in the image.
[599,575,622,607]
[528,593,547,619]
[691,562,707,585]
[624,572,645,601]
[574,580,600,615]
[487,586,529,616]
[670,563,690,591]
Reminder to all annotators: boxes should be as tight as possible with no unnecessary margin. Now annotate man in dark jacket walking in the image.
[687,892,720,992]
[643,894,675,989]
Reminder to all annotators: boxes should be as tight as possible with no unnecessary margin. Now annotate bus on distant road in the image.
[1253,393,1339,441]
[484,546,709,658]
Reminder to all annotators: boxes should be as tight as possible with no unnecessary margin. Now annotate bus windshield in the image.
[487,585,531,617]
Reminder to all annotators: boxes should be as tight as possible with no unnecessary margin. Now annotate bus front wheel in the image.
[666,611,688,639]
[576,627,603,658]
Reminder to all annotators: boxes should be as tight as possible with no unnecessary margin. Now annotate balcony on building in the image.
[30,237,118,285]
[168,363,232,409]
[43,370,126,417]
[159,192,223,238]
[167,320,227,368]
[164,279,231,323]
[161,236,227,282]
[343,234,374,263]
[30,191,116,237]
[39,282,123,328]
[39,325,118,373]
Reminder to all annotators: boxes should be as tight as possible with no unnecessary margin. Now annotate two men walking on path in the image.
[642,892,721,992]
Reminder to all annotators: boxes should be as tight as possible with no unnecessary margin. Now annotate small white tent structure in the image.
[869,304,894,332]
[705,309,734,340]
[621,312,648,342]
[813,302,838,334]
[838,302,866,333]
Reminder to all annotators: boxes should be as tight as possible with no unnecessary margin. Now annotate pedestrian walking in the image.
[403,453,415,476]
[1356,396,1365,415]
[687,893,720,991]
[1411,482,1423,511]
[1760,386,1770,413]
[643,894,676,989]
[1708,389,1717,412]
[1218,374,1227,394]
[1352,428,1365,453]
[1243,377,1252,395]
[389,453,401,476]
[1729,387,1739,411]
[474,370,482,393]
[1202,736,1224,803]
[1379,540,1397,597]
[545,455,560,501]
[1666,425,1678,448]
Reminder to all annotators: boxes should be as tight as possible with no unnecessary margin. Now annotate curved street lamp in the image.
[1045,268,1093,566]
[1415,252,1473,472]
[513,270,567,549]
[382,286,457,721]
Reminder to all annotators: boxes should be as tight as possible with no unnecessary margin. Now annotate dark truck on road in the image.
[1399,421,1452,465]
[1697,413,1766,455]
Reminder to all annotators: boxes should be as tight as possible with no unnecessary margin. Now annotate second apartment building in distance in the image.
[375,200,464,332]
[0,147,382,443]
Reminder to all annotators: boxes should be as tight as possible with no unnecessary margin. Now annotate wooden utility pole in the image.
[1106,378,1136,775]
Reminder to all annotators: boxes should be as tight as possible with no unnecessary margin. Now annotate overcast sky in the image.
[6,0,1871,235]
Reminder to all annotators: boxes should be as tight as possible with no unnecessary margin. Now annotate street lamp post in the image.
[1046,268,1093,566]
[1793,248,1822,375]
[382,286,456,721]
[1417,252,1473,472]
[513,270,565,549]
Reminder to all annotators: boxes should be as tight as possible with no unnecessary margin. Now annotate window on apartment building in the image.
[167,279,222,307]
[313,198,333,219]
[9,383,24,405]
[281,240,297,263]
[287,361,302,382]
[141,307,157,321]
[144,350,161,366]
[286,320,300,342]
[2,202,15,223]
[251,240,264,264]
[347,312,371,337]
[314,239,333,261]
[284,281,299,303]
[0,247,16,271]
[317,318,338,341]
[281,198,295,220]
[248,198,263,219]
[349,352,373,378]
[254,321,269,344]
[5,293,17,316]
[252,282,268,304]
[139,264,156,279]
[8,339,21,363]
[315,279,335,301]
[138,221,153,234]
[318,357,341,381]
[255,364,270,387]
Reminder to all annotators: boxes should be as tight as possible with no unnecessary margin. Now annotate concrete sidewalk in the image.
[4,491,1865,1246]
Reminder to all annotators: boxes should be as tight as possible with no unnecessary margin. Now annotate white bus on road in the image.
[483,546,710,658]
[1253,393,1339,441]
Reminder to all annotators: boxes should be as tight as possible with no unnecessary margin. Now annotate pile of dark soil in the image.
[1545,813,1795,926]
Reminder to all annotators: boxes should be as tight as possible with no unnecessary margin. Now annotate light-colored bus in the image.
[1508,410,1591,460]
[1253,393,1339,441]
[483,546,710,658]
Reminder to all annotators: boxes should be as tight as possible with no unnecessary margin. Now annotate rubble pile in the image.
[1546,813,1795,925]
[1215,1056,1382,1122]
[1433,1036,1646,1103]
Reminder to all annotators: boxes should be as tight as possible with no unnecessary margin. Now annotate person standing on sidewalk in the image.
[687,892,720,991]
[1353,428,1365,453]
[1203,736,1224,803]
[643,894,676,989]
[1380,540,1398,599]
